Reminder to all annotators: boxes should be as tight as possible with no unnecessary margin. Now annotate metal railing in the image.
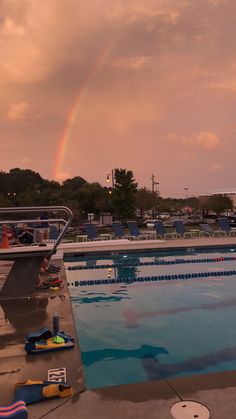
[0,206,73,256]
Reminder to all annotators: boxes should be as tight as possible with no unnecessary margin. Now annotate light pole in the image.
[151,174,159,195]
[150,175,160,218]
[106,170,115,191]
[184,188,189,198]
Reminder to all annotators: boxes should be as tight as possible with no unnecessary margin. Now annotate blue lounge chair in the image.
[218,218,236,236]
[127,221,152,239]
[199,223,221,237]
[84,223,111,241]
[49,224,59,240]
[154,220,177,239]
[173,221,194,238]
[84,223,100,241]
[112,222,130,239]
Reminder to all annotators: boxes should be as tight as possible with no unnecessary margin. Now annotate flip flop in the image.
[0,401,28,418]
[14,380,73,405]
[25,328,52,343]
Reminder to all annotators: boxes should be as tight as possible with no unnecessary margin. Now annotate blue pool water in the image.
[66,248,236,389]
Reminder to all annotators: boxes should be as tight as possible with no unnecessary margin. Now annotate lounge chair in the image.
[218,218,236,236]
[49,224,59,240]
[199,223,222,237]
[84,223,100,241]
[112,222,130,239]
[84,223,111,241]
[127,221,152,240]
[154,220,177,239]
[173,220,194,238]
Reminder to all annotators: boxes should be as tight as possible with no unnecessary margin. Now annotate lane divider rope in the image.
[67,269,236,286]
[66,256,236,271]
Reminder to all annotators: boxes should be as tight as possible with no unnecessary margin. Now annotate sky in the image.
[1,0,236,197]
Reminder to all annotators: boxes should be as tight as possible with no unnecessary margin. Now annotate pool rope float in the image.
[68,269,236,286]
[67,255,236,271]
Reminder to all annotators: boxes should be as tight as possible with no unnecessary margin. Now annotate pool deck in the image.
[60,235,236,254]
[1,236,236,418]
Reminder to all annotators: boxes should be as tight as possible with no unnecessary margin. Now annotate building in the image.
[199,188,236,211]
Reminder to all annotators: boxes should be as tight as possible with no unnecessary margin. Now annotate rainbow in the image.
[53,42,114,181]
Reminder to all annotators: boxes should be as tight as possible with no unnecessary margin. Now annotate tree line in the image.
[0,168,233,222]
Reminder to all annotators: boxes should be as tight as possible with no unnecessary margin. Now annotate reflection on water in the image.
[82,344,169,367]
[114,257,140,282]
[72,295,130,304]
[143,345,236,380]
[123,297,236,327]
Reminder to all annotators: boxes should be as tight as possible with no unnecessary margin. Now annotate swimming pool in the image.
[66,247,236,389]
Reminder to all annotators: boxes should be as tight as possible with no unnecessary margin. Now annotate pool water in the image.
[66,249,236,389]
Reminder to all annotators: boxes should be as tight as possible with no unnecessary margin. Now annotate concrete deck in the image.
[0,261,84,418]
[60,235,236,254]
[1,236,236,418]
[40,369,236,419]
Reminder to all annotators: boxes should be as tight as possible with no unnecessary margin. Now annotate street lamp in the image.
[106,170,115,189]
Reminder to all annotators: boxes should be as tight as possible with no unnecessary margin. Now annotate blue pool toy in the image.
[25,328,52,343]
[25,337,74,354]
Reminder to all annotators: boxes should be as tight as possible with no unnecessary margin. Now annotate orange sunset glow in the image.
[1,0,236,196]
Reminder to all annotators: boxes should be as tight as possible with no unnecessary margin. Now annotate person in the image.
[17,224,35,245]
[39,212,50,241]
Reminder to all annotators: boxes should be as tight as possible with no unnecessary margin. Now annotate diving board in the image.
[0,245,53,298]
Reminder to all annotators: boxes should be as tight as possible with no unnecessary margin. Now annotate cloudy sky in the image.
[1,0,236,196]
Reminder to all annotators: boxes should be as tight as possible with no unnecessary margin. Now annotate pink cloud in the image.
[208,163,223,172]
[6,102,30,120]
[167,132,221,151]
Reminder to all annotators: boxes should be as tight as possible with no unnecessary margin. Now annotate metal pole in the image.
[111,170,115,188]
[151,174,155,193]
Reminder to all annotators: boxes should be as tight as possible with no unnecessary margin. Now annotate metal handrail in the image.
[0,218,66,225]
[0,206,73,256]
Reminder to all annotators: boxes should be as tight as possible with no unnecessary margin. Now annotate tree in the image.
[111,169,138,220]
[206,194,233,215]
[185,196,200,211]
[136,188,158,217]
[62,176,87,191]
[76,183,109,216]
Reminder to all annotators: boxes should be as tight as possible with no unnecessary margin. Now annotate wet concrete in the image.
[0,260,85,418]
[42,380,179,419]
[41,369,236,419]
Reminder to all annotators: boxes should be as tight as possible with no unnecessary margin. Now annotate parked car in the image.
[143,220,158,228]
[225,216,236,227]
